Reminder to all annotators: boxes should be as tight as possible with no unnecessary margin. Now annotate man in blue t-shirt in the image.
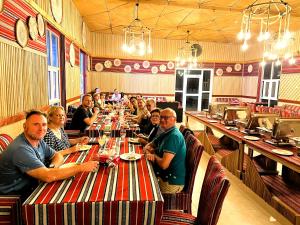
[145,108,186,193]
[0,110,99,201]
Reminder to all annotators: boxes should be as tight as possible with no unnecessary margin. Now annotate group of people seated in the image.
[0,90,187,201]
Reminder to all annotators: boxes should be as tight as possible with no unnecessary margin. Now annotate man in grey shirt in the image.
[0,110,98,201]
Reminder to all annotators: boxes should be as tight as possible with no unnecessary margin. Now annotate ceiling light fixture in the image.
[238,0,294,65]
[176,31,200,68]
[122,0,152,56]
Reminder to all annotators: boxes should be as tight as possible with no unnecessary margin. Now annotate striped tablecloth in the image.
[22,138,163,225]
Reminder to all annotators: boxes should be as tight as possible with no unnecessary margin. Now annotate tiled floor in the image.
[182,116,293,225]
[192,152,292,225]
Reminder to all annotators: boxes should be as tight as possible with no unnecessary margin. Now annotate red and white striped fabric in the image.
[22,138,163,225]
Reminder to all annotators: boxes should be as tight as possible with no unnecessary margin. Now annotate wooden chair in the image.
[160,156,230,225]
[0,134,22,225]
[163,133,204,213]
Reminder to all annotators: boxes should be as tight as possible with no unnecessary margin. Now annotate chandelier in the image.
[176,31,199,68]
[122,1,152,56]
[237,0,295,65]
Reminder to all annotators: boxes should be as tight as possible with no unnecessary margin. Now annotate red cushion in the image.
[0,134,13,153]
[160,210,197,225]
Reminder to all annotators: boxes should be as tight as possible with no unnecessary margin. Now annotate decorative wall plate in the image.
[234,63,242,71]
[124,65,131,73]
[167,61,174,69]
[15,19,29,48]
[82,22,86,48]
[159,64,166,72]
[133,63,140,70]
[114,58,121,66]
[0,0,4,13]
[28,16,38,41]
[216,68,223,76]
[247,64,253,73]
[95,63,104,72]
[37,14,45,37]
[69,43,75,67]
[104,60,112,68]
[226,66,232,73]
[142,60,150,68]
[50,0,63,24]
[151,66,158,74]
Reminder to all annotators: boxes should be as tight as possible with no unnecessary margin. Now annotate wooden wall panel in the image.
[65,63,81,100]
[0,42,48,119]
[90,33,246,62]
[212,76,242,96]
[242,76,258,98]
[87,72,175,95]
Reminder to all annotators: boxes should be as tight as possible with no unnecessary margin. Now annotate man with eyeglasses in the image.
[71,94,99,132]
[144,108,186,193]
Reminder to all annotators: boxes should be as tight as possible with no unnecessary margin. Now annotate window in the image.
[46,30,60,105]
[260,62,281,106]
[80,52,85,94]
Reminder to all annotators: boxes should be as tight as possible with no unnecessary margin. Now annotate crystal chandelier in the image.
[176,31,198,68]
[237,0,295,65]
[122,1,152,56]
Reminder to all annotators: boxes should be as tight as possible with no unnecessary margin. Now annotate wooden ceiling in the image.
[73,0,300,43]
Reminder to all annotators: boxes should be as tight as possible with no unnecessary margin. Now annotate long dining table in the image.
[22,138,164,225]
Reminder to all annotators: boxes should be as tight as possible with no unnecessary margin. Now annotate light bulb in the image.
[237,31,244,40]
[275,59,281,66]
[289,57,296,65]
[244,32,251,40]
[283,31,292,40]
[122,44,128,52]
[260,61,266,67]
[284,53,291,59]
[263,51,269,58]
[263,32,270,40]
[257,33,264,42]
[241,42,248,51]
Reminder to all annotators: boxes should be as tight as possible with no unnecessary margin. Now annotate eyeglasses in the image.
[151,114,160,118]
[160,115,175,120]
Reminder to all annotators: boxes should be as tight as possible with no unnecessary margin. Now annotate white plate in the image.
[120,153,141,161]
[104,60,112,68]
[143,60,150,68]
[234,63,242,71]
[128,138,139,143]
[151,66,158,74]
[226,66,232,73]
[133,63,140,70]
[79,145,92,151]
[124,65,131,73]
[207,120,218,123]
[60,162,78,168]
[95,63,104,72]
[114,58,121,66]
[167,61,174,69]
[244,136,260,141]
[272,149,294,156]
[216,68,223,76]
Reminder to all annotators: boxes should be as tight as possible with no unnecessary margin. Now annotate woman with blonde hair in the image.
[43,106,89,154]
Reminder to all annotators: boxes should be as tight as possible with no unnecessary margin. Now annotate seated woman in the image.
[130,98,150,123]
[138,108,163,146]
[44,106,89,154]
[125,96,138,115]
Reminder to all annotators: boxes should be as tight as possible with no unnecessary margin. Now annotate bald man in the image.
[145,108,186,193]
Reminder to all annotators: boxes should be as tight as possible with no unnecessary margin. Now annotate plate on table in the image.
[128,138,139,144]
[207,119,218,123]
[244,136,260,141]
[272,149,294,156]
[60,162,78,168]
[79,145,92,151]
[120,153,141,161]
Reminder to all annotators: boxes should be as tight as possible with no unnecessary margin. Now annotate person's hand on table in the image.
[146,153,155,162]
[93,107,100,114]
[80,136,89,145]
[79,161,99,172]
[144,143,154,153]
[70,144,80,153]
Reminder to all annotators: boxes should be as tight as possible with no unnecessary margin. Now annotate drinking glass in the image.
[98,134,107,151]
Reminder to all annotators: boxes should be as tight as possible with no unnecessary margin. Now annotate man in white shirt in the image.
[111,89,121,102]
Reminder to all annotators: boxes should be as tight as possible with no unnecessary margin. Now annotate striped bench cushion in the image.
[160,210,196,225]
[261,175,300,213]
[0,196,22,225]
[0,134,13,154]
